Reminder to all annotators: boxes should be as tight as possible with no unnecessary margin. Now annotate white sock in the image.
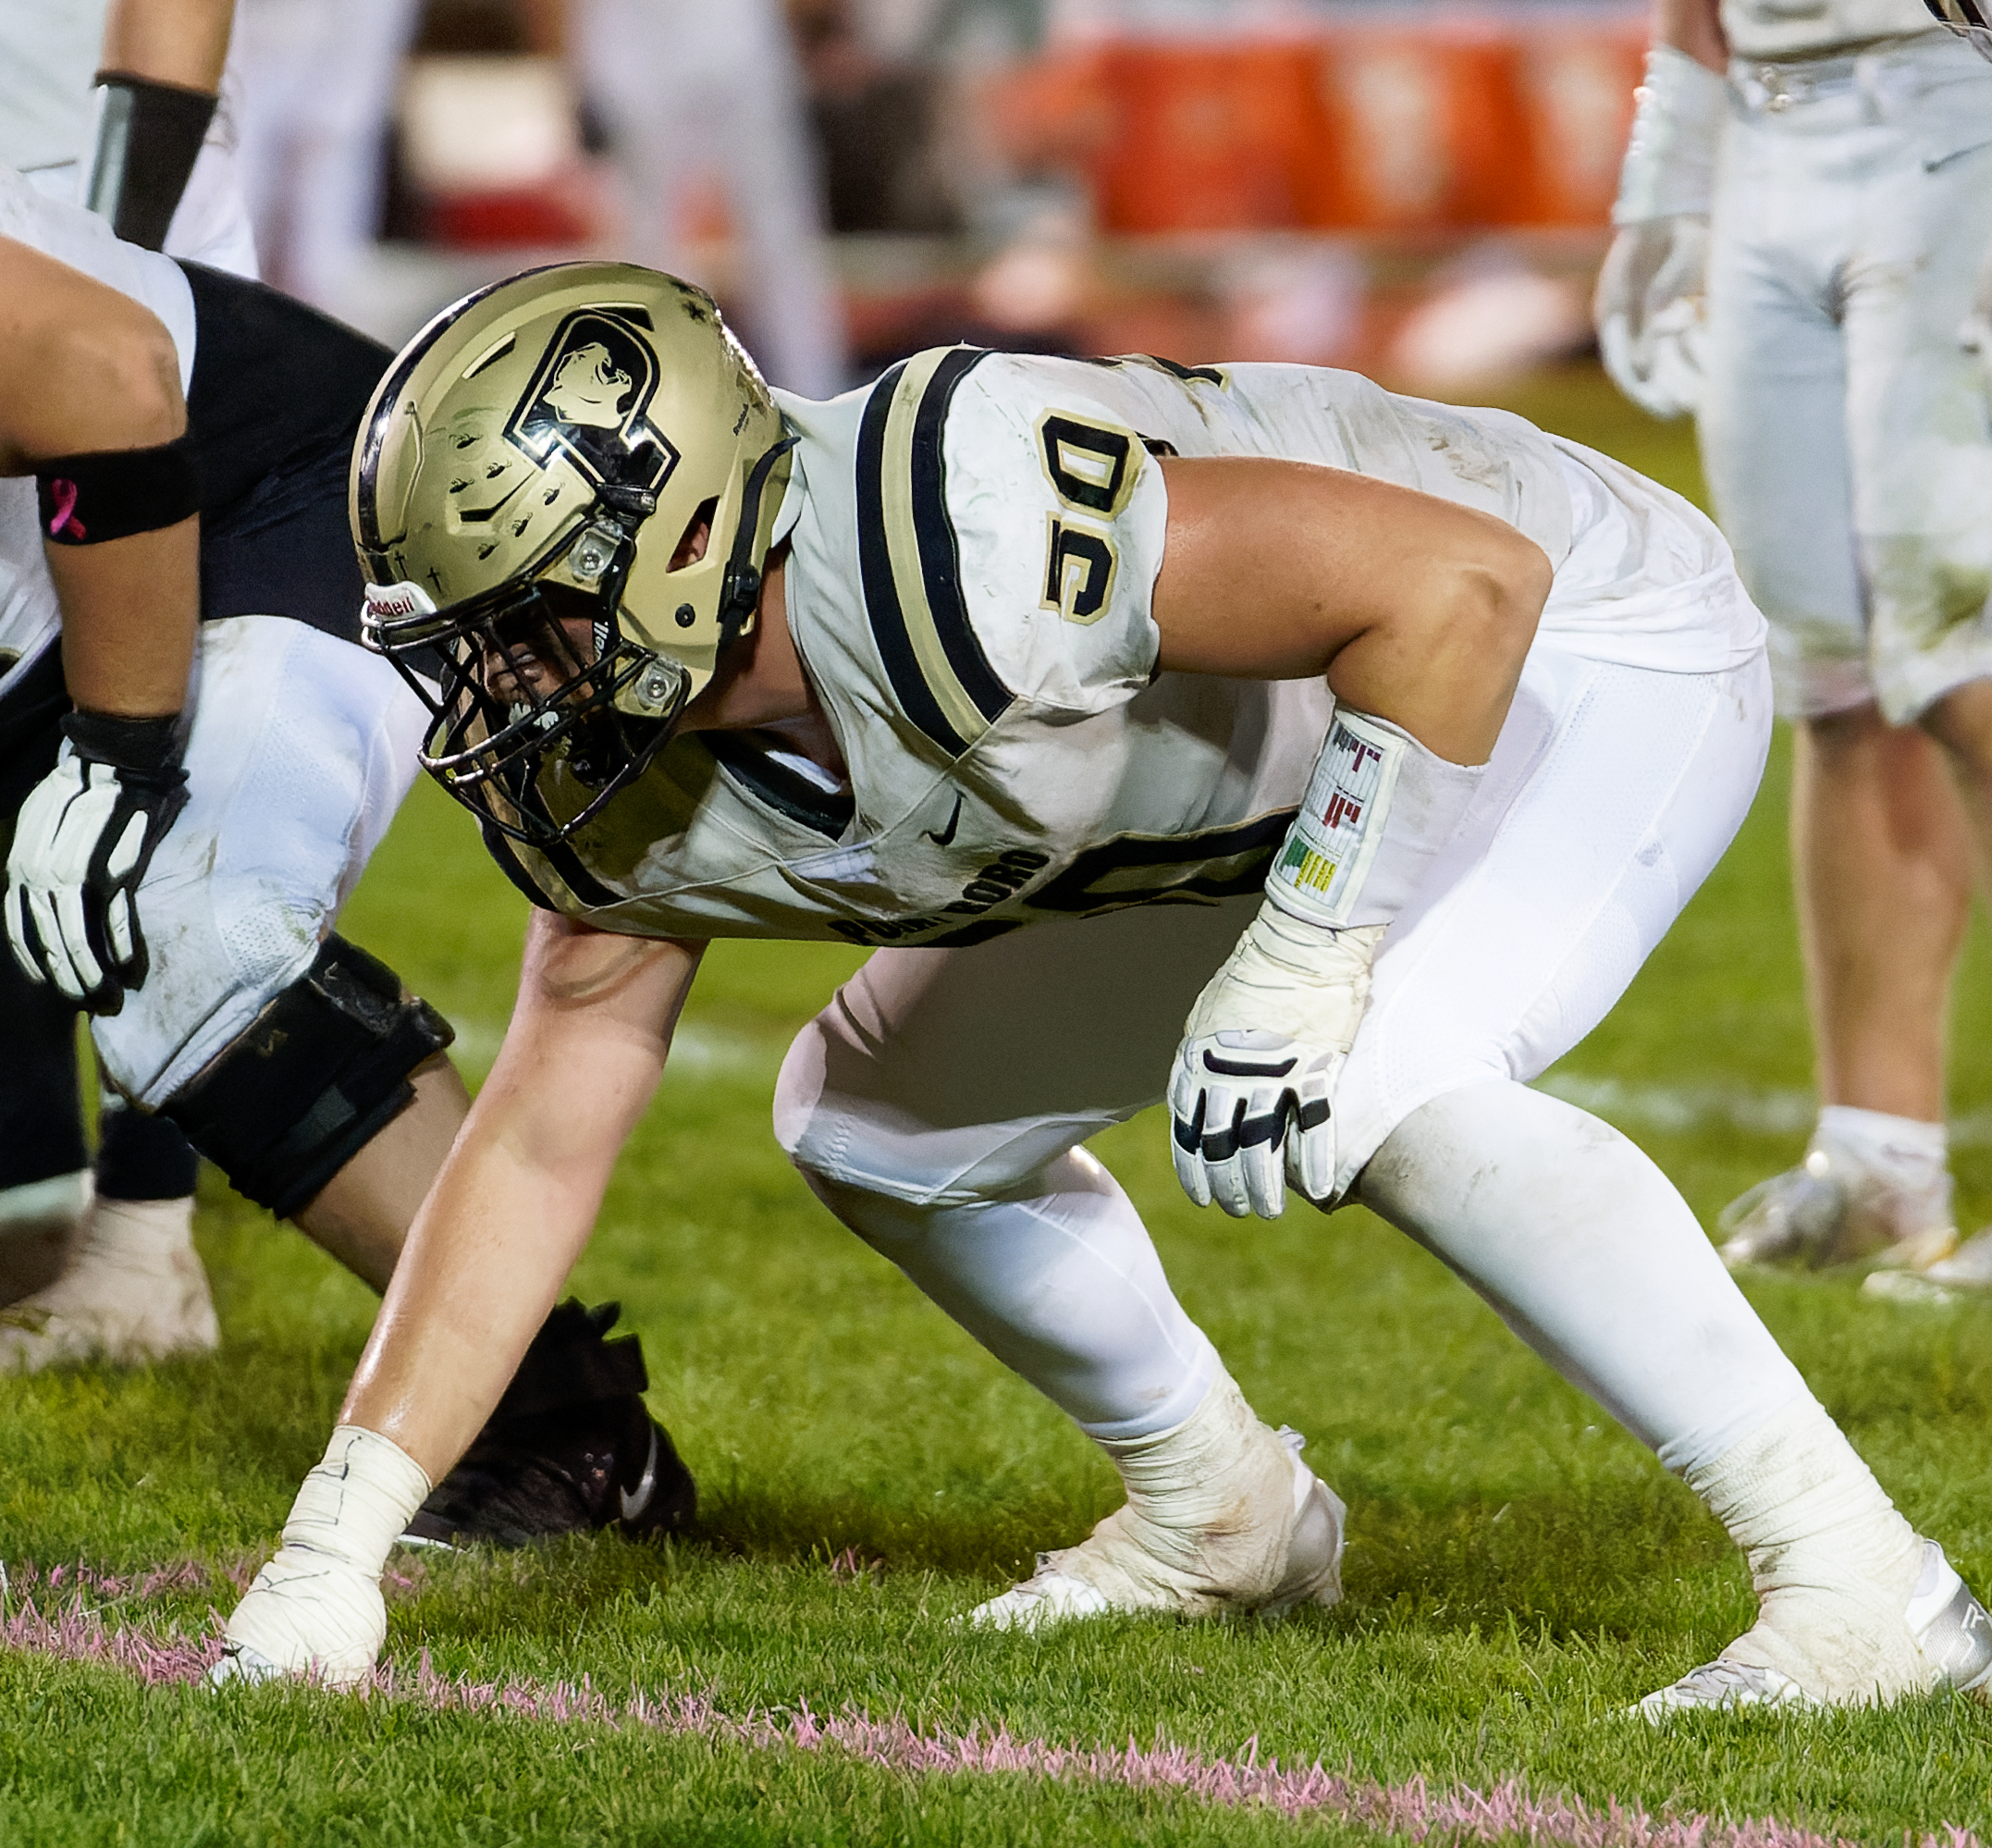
[807,1147,1217,1439]
[1686,1396,1928,1702]
[1814,1106,1951,1222]
[1358,1080,1809,1474]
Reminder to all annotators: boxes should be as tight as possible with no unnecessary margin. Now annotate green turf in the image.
[5,364,1992,1845]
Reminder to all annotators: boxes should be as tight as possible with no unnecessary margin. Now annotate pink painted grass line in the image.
[1,1594,1979,1848]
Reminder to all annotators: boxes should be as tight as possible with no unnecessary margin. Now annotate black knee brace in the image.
[160,934,454,1219]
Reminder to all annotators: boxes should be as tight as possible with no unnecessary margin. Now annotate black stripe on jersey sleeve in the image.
[906,347,1013,733]
[856,360,966,757]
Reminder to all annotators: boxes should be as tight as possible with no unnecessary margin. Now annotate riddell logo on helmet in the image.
[509,310,682,497]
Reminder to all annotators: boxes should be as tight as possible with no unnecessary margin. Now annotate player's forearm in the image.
[338,918,704,1481]
[338,1138,605,1479]
[49,524,199,717]
[100,0,235,92]
[1152,457,1550,766]
[1654,0,1728,72]
[0,241,199,718]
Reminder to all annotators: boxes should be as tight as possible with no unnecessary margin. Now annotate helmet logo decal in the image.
[509,309,681,496]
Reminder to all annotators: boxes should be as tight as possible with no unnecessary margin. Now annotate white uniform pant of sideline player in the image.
[1698,31,1992,722]
[91,615,426,1108]
[571,0,846,398]
[776,642,1810,1469]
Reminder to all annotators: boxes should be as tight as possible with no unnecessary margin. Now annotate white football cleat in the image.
[1864,1227,1992,1304]
[1638,1540,1992,1718]
[969,1408,1346,1632]
[1717,1143,1956,1273]
[0,1195,216,1372]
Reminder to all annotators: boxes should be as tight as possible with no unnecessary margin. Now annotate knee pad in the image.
[160,934,454,1219]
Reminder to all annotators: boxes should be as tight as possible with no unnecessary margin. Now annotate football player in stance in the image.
[0,181,694,1546]
[0,0,252,1349]
[1596,0,1992,1284]
[219,265,1992,1713]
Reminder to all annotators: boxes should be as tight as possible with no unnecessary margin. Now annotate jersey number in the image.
[1036,413,1136,625]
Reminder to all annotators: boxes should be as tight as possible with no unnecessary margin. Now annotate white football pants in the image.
[776,641,1801,1472]
[1699,32,1992,721]
[571,0,847,398]
[229,0,421,313]
[92,616,426,1107]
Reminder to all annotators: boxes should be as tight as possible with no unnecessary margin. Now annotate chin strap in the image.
[717,435,799,648]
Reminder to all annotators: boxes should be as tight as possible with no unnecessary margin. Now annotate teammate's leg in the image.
[0,949,90,1304]
[776,901,1346,1625]
[1696,118,1964,1270]
[1842,109,1992,1291]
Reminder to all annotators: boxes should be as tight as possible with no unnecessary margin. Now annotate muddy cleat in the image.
[1864,1227,1992,1304]
[969,1374,1346,1632]
[1717,1143,1956,1273]
[402,1300,695,1548]
[1638,1540,1992,1718]
[0,1195,215,1372]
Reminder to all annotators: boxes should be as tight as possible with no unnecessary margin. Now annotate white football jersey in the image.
[0,168,197,698]
[1720,0,1936,58]
[498,349,1759,948]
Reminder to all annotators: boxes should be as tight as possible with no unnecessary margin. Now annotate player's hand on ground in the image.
[211,1544,388,1692]
[1169,913,1385,1220]
[5,712,188,1014]
[1595,216,1709,421]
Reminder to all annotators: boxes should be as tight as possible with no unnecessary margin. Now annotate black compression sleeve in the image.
[85,73,217,251]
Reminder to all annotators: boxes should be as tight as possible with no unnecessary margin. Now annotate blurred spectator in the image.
[230,0,423,312]
[793,0,965,234]
[571,0,848,395]
[0,0,255,273]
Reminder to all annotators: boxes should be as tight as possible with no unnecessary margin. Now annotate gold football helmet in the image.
[352,263,794,844]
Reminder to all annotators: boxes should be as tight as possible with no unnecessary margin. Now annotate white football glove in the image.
[1596,216,1710,421]
[6,713,188,1015]
[1595,46,1727,422]
[1169,910,1385,1219]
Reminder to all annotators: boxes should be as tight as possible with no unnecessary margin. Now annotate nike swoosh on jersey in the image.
[619,1425,660,1522]
[924,794,965,846]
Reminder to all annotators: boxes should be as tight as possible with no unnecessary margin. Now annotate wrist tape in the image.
[282,1425,433,1580]
[62,710,183,774]
[1612,45,1728,226]
[35,437,199,547]
[86,72,217,251]
[1265,709,1483,931]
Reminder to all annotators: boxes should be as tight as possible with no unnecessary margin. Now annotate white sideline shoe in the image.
[969,1426,1346,1632]
[0,1170,90,1306]
[1864,1228,1992,1304]
[1717,1145,1956,1273]
[0,1196,216,1372]
[1638,1540,1992,1718]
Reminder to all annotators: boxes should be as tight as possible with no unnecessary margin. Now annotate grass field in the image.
[6,364,1992,1845]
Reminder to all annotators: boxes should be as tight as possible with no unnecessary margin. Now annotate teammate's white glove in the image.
[212,1425,430,1693]
[6,712,188,1015]
[1595,46,1728,421]
[1169,909,1386,1219]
